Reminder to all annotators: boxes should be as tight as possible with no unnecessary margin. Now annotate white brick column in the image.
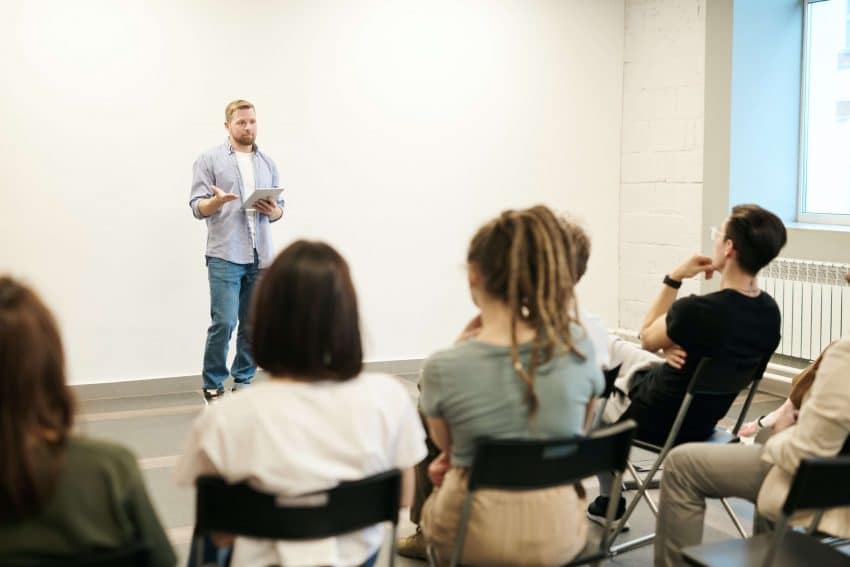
[619,0,706,331]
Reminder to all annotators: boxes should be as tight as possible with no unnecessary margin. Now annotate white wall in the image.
[0,0,624,384]
[618,0,706,330]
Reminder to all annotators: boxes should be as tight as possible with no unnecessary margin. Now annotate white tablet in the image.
[241,187,284,210]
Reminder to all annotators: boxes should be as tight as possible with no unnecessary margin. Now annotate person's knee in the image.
[210,297,240,328]
[663,444,700,489]
[208,315,237,337]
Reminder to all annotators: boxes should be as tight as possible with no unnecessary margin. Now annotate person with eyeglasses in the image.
[653,266,850,567]
[587,204,787,529]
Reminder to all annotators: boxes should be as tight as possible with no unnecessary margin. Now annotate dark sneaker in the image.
[203,388,225,404]
[587,495,629,532]
[231,381,252,393]
[396,527,426,560]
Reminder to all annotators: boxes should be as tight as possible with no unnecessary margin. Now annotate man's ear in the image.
[467,268,477,288]
[724,239,735,259]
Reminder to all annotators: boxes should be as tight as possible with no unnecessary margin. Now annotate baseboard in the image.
[71,359,424,401]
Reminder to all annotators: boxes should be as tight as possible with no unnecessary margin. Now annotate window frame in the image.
[797,0,850,226]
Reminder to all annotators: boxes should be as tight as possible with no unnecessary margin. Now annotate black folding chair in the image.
[682,455,850,567]
[607,356,770,556]
[193,469,402,567]
[33,542,149,567]
[428,420,637,567]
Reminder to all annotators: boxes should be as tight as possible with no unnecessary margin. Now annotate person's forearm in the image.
[641,283,679,335]
[197,197,221,217]
[426,417,452,452]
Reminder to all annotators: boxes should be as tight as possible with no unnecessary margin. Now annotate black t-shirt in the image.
[624,289,781,445]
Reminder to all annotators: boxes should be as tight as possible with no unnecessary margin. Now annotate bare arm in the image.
[583,401,595,433]
[426,417,452,451]
[197,186,238,217]
[640,255,714,351]
[400,467,416,508]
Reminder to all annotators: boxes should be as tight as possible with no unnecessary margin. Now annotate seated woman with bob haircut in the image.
[175,240,427,567]
[419,206,605,566]
[0,277,175,566]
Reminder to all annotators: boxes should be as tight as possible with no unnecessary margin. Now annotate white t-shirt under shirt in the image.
[234,151,257,248]
[174,373,427,567]
[579,309,611,370]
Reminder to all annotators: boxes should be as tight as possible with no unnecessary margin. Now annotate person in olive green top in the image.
[0,277,175,567]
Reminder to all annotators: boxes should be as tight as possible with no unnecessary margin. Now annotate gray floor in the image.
[73,375,784,566]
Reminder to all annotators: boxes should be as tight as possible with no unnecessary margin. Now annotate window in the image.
[798,0,850,225]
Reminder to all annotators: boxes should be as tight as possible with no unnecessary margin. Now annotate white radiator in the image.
[761,258,850,361]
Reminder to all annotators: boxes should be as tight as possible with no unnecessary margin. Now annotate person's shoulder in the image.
[423,341,481,375]
[828,336,850,357]
[681,291,719,305]
[357,372,413,399]
[755,290,780,311]
[669,292,717,318]
[66,437,141,479]
[254,146,277,163]
[196,143,228,162]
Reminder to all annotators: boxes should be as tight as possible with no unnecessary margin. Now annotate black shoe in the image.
[587,495,629,532]
[203,388,225,403]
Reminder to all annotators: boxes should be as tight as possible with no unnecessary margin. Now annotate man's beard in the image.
[234,133,255,146]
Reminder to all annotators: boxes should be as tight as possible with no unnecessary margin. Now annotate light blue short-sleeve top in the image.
[419,324,605,467]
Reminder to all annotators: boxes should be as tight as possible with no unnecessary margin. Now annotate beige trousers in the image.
[421,468,588,567]
[654,443,772,567]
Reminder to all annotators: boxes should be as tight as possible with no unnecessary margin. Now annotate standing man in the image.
[190,100,284,402]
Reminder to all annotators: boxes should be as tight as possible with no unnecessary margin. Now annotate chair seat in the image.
[682,531,850,567]
[632,428,738,454]
[704,429,738,444]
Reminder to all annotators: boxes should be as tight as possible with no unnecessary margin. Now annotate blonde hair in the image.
[467,205,583,417]
[224,99,255,124]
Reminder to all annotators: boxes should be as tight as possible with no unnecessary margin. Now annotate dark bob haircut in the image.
[250,240,363,381]
[724,204,787,276]
[0,277,74,521]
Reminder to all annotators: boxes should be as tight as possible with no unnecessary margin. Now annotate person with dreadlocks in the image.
[416,205,605,566]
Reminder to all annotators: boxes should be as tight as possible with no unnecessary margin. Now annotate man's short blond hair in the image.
[225,99,255,124]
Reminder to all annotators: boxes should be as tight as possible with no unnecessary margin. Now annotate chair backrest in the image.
[781,456,850,517]
[672,355,769,442]
[687,356,769,397]
[466,420,637,492]
[195,469,401,540]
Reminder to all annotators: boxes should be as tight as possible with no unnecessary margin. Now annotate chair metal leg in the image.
[764,517,788,567]
[643,488,659,517]
[609,533,657,556]
[609,456,661,541]
[194,535,204,567]
[807,510,826,535]
[607,448,670,554]
[720,497,748,538]
[388,525,397,567]
[449,493,474,567]
[598,471,625,553]
[621,463,658,513]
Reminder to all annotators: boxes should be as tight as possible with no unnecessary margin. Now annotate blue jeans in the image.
[202,253,261,391]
